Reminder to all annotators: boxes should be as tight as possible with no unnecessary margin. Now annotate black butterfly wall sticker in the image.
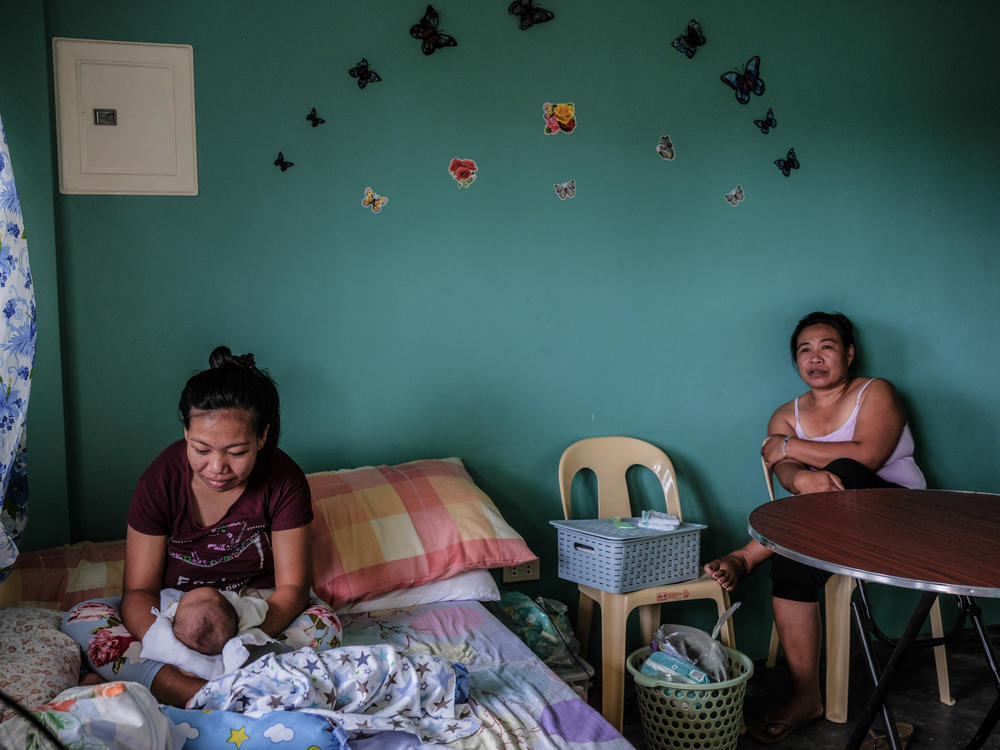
[754,107,776,134]
[720,55,765,104]
[274,152,293,171]
[775,148,799,176]
[410,5,458,55]
[508,0,554,30]
[671,19,705,58]
[348,58,382,89]
[306,108,325,127]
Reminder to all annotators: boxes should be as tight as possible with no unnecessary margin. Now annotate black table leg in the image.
[851,599,902,750]
[846,589,937,750]
[961,595,1000,750]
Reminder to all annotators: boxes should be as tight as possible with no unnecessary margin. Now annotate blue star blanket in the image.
[187,644,480,744]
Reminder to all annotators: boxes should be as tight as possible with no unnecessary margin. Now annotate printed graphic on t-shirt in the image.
[167,521,271,590]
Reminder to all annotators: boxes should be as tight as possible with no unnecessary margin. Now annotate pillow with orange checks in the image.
[0,540,126,611]
[308,457,536,609]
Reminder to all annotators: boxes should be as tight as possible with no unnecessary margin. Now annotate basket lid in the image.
[549,518,706,541]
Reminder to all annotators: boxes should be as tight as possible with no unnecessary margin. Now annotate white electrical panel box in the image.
[52,37,198,195]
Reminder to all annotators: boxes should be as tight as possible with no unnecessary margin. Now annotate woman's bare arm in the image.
[766,380,904,469]
[121,525,168,640]
[258,525,311,637]
[762,401,844,494]
[764,380,906,493]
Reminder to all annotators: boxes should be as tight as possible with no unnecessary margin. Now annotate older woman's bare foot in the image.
[704,554,750,591]
[703,539,773,591]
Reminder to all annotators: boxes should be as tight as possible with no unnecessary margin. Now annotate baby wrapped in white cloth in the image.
[140,587,274,680]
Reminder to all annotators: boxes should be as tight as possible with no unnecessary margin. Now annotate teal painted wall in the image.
[13,0,1000,656]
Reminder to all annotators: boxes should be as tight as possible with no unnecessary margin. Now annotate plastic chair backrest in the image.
[761,455,777,502]
[558,436,681,521]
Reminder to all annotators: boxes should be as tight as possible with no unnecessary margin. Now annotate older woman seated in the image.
[704,311,926,744]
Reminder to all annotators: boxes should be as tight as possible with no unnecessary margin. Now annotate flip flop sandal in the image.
[746,713,821,744]
[860,721,915,750]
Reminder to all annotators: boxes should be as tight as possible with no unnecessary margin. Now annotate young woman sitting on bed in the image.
[63,346,340,707]
[703,311,926,744]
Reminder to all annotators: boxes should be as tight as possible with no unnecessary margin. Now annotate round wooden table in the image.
[749,488,1000,750]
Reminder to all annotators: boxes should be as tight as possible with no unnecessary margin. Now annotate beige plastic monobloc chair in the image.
[761,457,954,722]
[558,436,735,732]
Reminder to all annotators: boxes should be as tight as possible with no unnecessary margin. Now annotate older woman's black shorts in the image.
[769,458,901,602]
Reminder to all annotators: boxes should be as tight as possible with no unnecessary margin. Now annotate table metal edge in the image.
[747,522,1000,599]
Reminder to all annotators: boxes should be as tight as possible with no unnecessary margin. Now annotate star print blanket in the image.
[2,601,629,749]
[187,644,479,744]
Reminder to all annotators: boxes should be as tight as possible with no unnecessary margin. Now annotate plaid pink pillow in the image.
[308,458,536,608]
[0,540,126,611]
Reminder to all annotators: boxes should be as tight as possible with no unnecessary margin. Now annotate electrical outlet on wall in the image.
[502,559,540,582]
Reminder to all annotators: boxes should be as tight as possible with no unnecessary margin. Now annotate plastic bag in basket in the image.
[648,602,740,683]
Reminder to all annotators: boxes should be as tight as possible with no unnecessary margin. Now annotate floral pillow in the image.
[0,607,81,722]
[60,598,146,681]
[60,593,343,686]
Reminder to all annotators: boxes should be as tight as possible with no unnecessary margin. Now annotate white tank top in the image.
[793,378,926,489]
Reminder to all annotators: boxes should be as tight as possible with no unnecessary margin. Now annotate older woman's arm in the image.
[764,379,906,493]
[258,525,311,637]
[760,402,831,494]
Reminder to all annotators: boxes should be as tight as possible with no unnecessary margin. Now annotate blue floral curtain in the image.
[0,114,37,584]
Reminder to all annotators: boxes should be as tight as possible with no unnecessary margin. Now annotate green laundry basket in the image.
[626,645,753,750]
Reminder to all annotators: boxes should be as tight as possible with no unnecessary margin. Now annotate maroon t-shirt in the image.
[127,440,312,591]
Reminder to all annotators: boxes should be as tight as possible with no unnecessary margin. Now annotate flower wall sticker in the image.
[543,102,576,134]
[449,158,478,187]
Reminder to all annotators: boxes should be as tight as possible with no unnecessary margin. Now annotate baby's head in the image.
[173,586,238,655]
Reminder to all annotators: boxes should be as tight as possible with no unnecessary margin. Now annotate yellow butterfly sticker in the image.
[362,187,388,213]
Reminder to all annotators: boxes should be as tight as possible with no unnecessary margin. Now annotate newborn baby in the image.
[172,586,238,656]
[140,587,272,680]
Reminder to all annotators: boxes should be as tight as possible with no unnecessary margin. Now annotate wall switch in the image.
[502,559,540,582]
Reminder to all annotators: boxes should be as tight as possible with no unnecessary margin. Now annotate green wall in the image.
[9,0,1000,656]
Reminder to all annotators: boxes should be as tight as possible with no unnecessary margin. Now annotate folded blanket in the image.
[189,644,480,744]
[140,588,271,681]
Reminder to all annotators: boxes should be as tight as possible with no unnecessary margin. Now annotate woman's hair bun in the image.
[208,346,233,369]
[208,346,257,371]
[182,345,279,449]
